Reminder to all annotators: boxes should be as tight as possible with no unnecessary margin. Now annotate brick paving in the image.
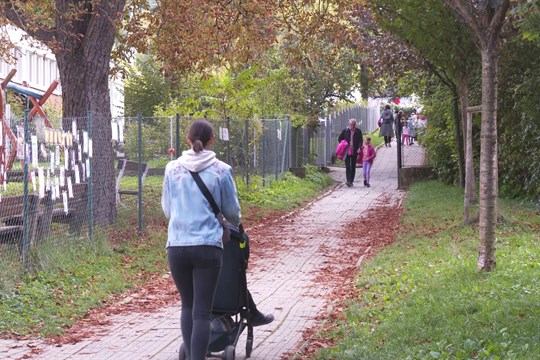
[2,139,408,360]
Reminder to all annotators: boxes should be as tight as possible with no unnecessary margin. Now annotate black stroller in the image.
[178,224,254,360]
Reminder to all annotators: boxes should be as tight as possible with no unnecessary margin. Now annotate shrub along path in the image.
[2,140,408,360]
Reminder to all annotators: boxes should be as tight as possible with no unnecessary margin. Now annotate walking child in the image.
[361,136,376,187]
[402,123,410,145]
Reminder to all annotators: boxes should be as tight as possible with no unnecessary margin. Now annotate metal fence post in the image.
[245,119,250,186]
[226,117,231,165]
[281,118,289,175]
[275,120,279,180]
[261,120,266,186]
[137,113,143,236]
[87,111,93,241]
[22,108,30,269]
[175,113,180,159]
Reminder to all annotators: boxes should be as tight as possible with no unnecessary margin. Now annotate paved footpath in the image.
[2,140,406,360]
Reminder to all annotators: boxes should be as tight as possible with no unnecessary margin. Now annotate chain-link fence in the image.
[312,105,380,167]
[0,105,379,282]
[0,112,93,288]
[396,122,430,168]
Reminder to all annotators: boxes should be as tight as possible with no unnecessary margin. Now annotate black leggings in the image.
[168,246,223,360]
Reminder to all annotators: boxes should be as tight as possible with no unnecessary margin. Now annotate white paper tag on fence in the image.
[46,169,51,191]
[31,135,38,167]
[40,143,47,159]
[74,165,80,184]
[78,144,82,162]
[64,147,69,169]
[83,131,88,154]
[88,139,93,158]
[55,146,60,166]
[49,150,54,170]
[277,128,282,140]
[72,120,77,139]
[38,167,45,199]
[111,122,118,141]
[31,170,36,192]
[67,177,73,198]
[55,177,60,199]
[219,127,229,141]
[63,191,69,214]
[118,119,124,143]
[50,181,56,200]
[86,158,90,177]
[60,167,65,187]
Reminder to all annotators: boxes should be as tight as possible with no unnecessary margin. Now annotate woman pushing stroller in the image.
[162,119,273,360]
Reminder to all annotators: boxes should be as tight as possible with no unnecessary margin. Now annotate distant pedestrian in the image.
[379,104,394,147]
[407,115,416,145]
[361,136,376,187]
[402,123,410,146]
[338,118,363,187]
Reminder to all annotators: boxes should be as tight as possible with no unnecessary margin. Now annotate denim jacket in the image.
[161,149,241,249]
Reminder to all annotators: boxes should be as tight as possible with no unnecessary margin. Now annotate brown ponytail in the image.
[188,119,214,153]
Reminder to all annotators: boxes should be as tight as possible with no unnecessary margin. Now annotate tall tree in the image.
[1,0,136,225]
[442,0,512,271]
[124,55,172,117]
[365,0,481,223]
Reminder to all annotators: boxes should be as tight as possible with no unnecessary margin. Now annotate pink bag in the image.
[336,140,348,160]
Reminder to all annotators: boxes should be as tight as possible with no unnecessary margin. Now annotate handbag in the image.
[336,140,348,160]
[189,171,231,244]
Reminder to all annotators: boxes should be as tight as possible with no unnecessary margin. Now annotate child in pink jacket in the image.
[361,137,376,187]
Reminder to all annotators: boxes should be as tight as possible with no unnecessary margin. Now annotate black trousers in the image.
[168,245,223,360]
[344,153,358,183]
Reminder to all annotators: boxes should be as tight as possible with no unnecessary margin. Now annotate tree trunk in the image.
[54,0,126,226]
[477,46,499,271]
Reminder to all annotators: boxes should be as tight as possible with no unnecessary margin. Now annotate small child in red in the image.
[361,137,376,187]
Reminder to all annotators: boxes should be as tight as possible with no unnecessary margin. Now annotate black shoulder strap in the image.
[190,171,221,216]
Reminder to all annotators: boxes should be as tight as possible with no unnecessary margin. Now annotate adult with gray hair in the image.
[338,118,363,187]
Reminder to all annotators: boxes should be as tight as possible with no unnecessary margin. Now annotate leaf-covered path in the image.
[3,141,407,360]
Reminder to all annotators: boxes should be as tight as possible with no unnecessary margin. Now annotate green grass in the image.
[236,165,334,210]
[368,128,383,148]
[0,165,334,337]
[313,181,540,360]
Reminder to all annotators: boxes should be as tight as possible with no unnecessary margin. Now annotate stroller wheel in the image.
[178,343,187,360]
[224,345,235,360]
[246,338,253,357]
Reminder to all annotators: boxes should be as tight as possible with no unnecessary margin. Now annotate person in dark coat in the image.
[379,104,395,147]
[338,118,363,187]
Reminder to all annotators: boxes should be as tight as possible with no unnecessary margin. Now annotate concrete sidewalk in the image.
[2,139,406,360]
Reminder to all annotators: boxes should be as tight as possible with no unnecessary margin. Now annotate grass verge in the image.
[313,181,540,360]
[0,165,334,337]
